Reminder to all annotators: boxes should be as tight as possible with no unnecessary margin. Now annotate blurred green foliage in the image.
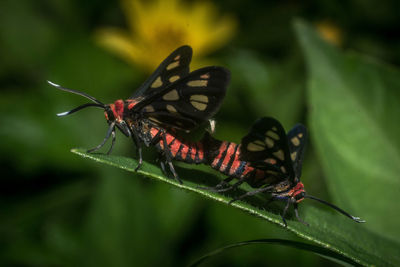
[1,0,400,266]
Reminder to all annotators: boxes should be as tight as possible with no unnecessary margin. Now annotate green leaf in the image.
[72,148,400,266]
[295,20,400,242]
[189,239,360,267]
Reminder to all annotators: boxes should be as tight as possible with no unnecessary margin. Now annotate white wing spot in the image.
[143,105,155,113]
[151,76,163,88]
[190,95,209,111]
[265,158,277,164]
[200,73,210,79]
[166,61,179,70]
[190,101,207,111]
[265,137,274,148]
[266,130,280,140]
[291,136,300,146]
[166,104,177,113]
[149,117,162,124]
[187,80,208,87]
[162,90,179,101]
[190,95,209,103]
[169,75,180,82]
[291,151,297,161]
[280,166,287,173]
[273,150,284,161]
[247,141,265,152]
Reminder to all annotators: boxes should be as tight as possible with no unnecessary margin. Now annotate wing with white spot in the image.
[287,123,307,179]
[135,67,229,131]
[240,117,295,180]
[129,45,192,99]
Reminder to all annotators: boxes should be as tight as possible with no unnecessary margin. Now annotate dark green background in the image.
[1,0,399,266]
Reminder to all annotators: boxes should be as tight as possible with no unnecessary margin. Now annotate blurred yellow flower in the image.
[95,0,236,71]
[316,21,343,46]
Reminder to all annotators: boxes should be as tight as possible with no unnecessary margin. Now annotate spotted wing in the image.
[240,117,295,180]
[129,45,192,99]
[287,124,307,179]
[134,66,229,131]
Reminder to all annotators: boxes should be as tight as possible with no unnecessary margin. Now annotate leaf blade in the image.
[72,148,400,266]
[295,19,400,242]
[189,239,361,267]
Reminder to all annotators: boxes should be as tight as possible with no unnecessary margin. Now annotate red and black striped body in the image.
[148,127,206,165]
[135,124,278,187]
[136,125,285,189]
[202,133,282,187]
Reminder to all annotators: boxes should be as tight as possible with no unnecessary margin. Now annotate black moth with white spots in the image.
[50,45,230,183]
[202,117,365,226]
[238,118,365,225]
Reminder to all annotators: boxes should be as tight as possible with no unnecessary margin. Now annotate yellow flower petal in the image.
[95,28,146,64]
[95,0,237,71]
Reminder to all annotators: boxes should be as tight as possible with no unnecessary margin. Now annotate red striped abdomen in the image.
[208,140,272,185]
[148,128,274,187]
[150,127,205,164]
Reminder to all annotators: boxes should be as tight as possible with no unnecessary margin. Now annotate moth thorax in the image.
[291,182,304,193]
[106,100,125,122]
[114,100,125,118]
[290,182,306,203]
[274,181,291,192]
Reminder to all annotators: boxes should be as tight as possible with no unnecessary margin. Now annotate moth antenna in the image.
[47,80,105,106]
[57,103,105,117]
[305,195,365,223]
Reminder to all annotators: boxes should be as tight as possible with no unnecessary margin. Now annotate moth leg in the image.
[294,203,309,226]
[151,129,169,177]
[200,179,245,193]
[87,122,115,153]
[228,185,275,205]
[161,130,182,184]
[281,200,291,227]
[158,154,167,175]
[217,179,246,192]
[197,176,234,192]
[131,132,143,172]
[106,130,116,155]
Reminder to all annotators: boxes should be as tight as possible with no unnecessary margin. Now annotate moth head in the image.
[293,191,306,203]
[273,181,305,203]
[105,100,131,137]
[290,182,306,203]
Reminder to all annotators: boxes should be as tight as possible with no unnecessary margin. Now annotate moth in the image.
[50,45,230,183]
[202,117,365,226]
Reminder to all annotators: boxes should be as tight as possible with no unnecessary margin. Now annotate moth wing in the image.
[129,45,192,99]
[287,123,308,179]
[240,117,295,179]
[137,66,230,131]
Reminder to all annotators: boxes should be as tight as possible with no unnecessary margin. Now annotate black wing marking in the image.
[240,117,295,180]
[129,45,192,99]
[287,123,307,180]
[135,66,230,131]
